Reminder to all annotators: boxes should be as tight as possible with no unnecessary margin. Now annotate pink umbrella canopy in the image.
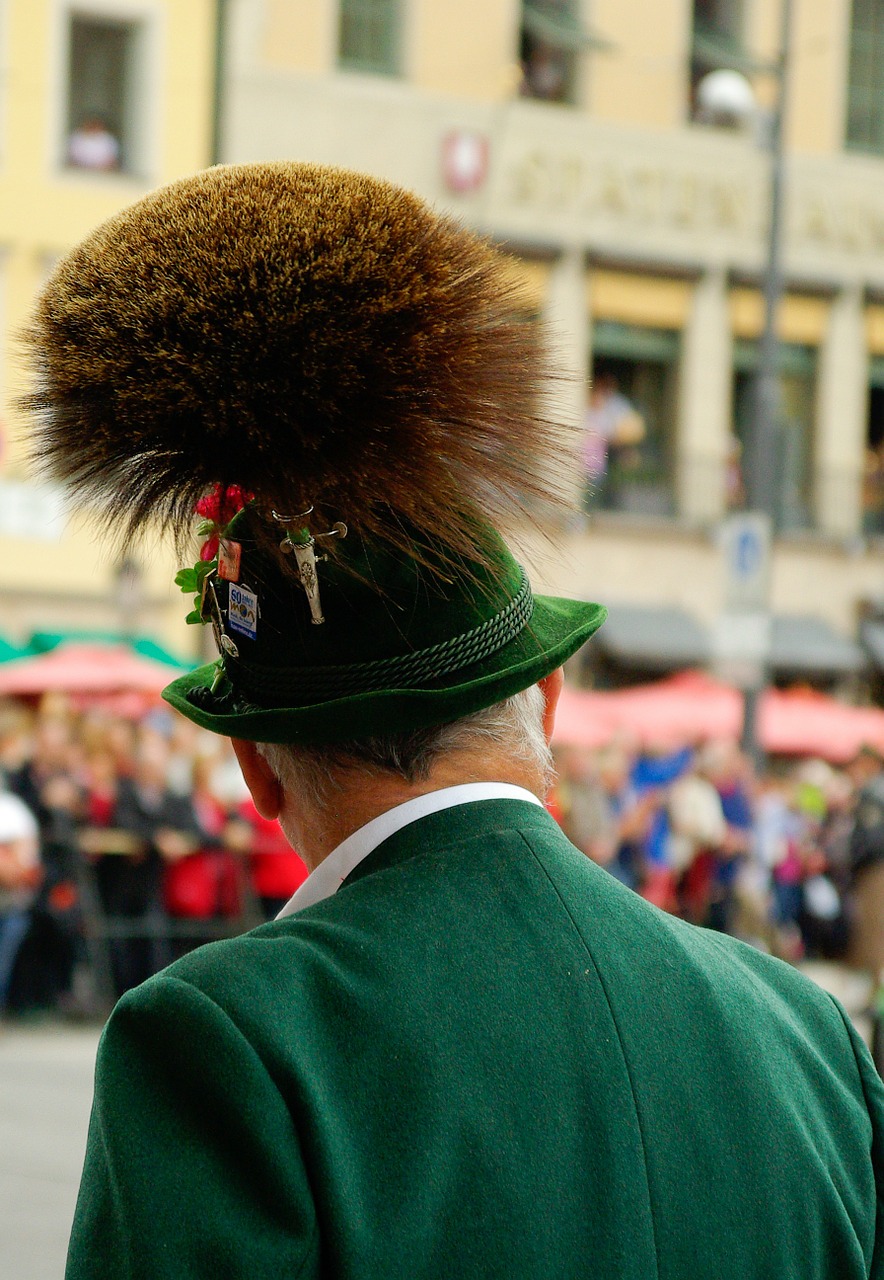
[759,686,884,764]
[554,671,743,751]
[550,684,615,750]
[0,643,177,697]
[555,670,884,764]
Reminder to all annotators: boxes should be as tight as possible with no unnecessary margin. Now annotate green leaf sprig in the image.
[174,559,218,625]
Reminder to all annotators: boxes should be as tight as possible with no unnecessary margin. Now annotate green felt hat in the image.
[162,512,605,744]
[24,161,606,743]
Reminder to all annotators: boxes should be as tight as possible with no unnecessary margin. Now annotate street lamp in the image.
[695,68,757,128]
[744,0,794,526]
[698,0,794,761]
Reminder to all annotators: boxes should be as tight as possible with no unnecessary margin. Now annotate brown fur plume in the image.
[23,162,574,562]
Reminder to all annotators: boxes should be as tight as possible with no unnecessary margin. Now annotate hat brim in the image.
[162,595,605,744]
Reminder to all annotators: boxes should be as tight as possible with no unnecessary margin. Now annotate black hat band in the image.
[224,569,534,702]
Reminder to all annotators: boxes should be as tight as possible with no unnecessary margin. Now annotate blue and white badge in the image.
[228,583,258,640]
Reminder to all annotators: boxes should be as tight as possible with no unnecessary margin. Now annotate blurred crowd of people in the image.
[550,736,884,975]
[5,692,884,1019]
[0,696,307,1015]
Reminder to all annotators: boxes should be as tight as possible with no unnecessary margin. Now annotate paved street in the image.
[0,1022,100,1280]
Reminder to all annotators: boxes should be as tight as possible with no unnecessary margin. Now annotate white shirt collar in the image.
[276,782,542,918]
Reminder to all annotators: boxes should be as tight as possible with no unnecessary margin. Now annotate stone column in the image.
[542,246,590,506]
[676,267,731,523]
[543,245,590,414]
[814,284,867,538]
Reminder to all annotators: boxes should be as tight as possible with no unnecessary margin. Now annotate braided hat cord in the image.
[227,570,534,701]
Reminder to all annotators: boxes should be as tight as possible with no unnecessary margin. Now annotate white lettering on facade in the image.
[508,151,884,260]
[800,192,884,254]
[508,152,756,236]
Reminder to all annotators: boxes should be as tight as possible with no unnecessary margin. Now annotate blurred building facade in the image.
[5,0,884,686]
[216,0,884,687]
[0,0,217,655]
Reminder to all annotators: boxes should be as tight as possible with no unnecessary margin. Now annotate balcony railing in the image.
[581,449,872,539]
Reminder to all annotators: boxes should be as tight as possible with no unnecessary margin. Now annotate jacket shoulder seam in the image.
[517,830,661,1278]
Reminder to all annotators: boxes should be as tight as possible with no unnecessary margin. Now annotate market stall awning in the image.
[769,615,865,677]
[860,620,884,670]
[594,604,711,671]
[595,607,861,678]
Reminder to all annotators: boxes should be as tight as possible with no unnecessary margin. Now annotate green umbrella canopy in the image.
[28,631,192,670]
[0,635,30,664]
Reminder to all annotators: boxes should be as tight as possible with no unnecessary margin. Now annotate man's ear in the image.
[538,667,564,744]
[230,738,283,820]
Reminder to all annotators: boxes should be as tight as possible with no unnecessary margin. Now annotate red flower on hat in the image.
[195,483,252,525]
[195,484,252,560]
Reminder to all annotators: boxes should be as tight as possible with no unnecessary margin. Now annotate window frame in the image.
[846,0,884,155]
[586,322,682,520]
[730,341,818,532]
[50,0,162,182]
[337,0,401,77]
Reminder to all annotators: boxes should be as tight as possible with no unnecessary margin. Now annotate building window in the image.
[863,360,884,533]
[583,323,680,519]
[338,0,400,75]
[64,13,144,175]
[731,342,816,531]
[846,0,884,153]
[690,0,748,120]
[519,1,582,104]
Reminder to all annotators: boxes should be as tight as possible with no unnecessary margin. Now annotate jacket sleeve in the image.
[66,975,319,1279]
[836,1002,884,1279]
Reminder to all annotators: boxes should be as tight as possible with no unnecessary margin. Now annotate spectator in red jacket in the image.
[226,797,308,919]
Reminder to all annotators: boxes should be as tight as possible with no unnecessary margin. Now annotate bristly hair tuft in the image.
[22,162,576,563]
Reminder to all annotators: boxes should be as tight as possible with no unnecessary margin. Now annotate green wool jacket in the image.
[68,799,884,1279]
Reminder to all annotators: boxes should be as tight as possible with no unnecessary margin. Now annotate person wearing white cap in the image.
[0,789,40,1011]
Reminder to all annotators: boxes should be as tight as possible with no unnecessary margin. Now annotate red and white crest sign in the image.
[441,131,489,194]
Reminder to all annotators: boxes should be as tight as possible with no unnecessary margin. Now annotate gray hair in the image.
[258,684,553,813]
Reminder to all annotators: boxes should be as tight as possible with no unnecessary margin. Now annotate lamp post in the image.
[744,0,793,523]
[740,0,793,761]
[700,0,794,763]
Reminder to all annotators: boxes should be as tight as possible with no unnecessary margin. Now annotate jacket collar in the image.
[276,784,543,917]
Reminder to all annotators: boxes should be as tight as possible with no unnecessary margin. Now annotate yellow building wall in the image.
[787,0,850,156]
[412,0,519,100]
[744,0,779,117]
[260,0,333,72]
[729,288,829,345]
[259,0,520,100]
[589,0,690,130]
[865,305,884,356]
[501,256,550,310]
[745,0,849,155]
[0,526,186,655]
[3,0,216,460]
[589,270,692,330]
[0,0,216,658]
[246,0,856,155]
